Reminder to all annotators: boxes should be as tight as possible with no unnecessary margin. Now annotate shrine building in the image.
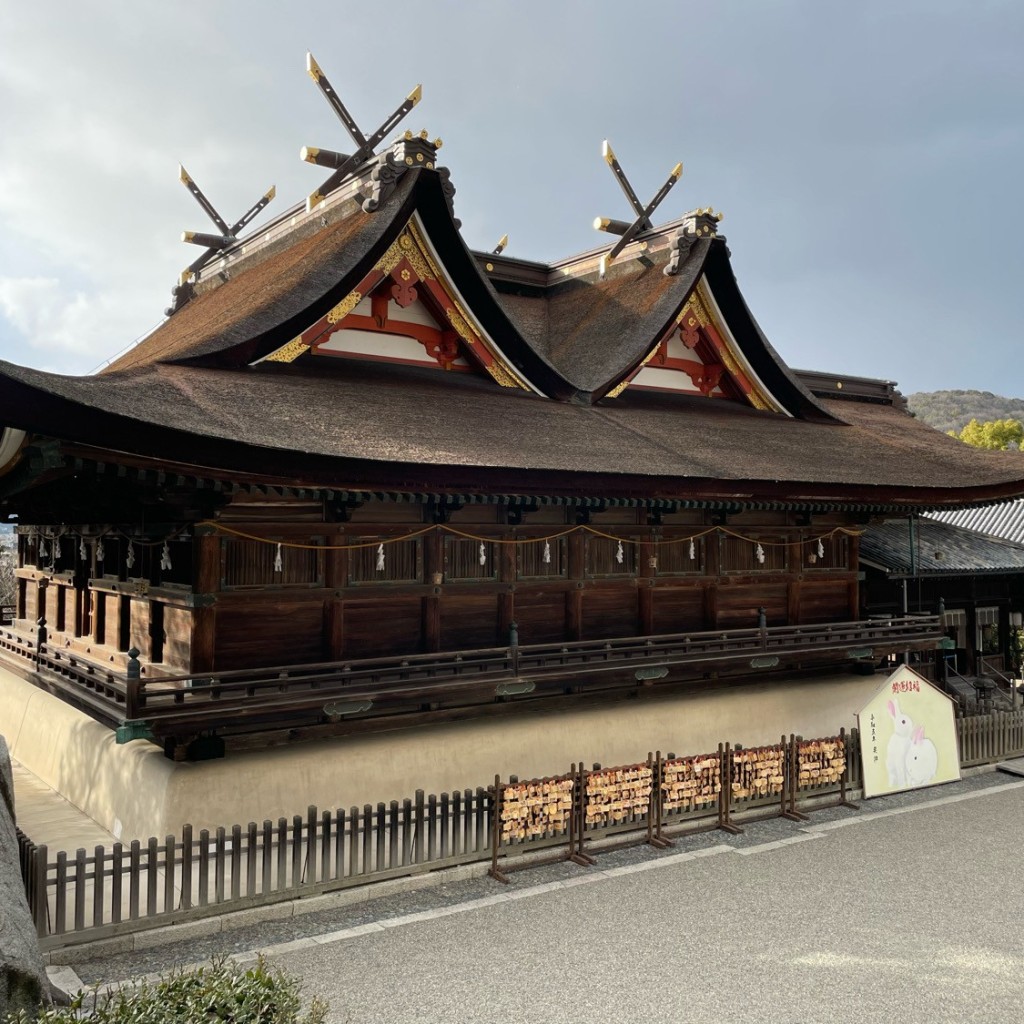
[2,58,1024,833]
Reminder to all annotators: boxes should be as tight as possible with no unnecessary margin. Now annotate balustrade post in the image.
[126,646,142,717]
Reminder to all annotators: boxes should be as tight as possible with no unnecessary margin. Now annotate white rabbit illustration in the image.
[904,726,938,787]
[886,698,914,788]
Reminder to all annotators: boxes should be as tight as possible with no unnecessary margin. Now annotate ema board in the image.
[857,666,960,799]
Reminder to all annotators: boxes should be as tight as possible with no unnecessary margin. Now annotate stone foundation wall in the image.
[1,665,881,842]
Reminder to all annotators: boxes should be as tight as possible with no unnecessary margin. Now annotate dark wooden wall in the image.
[13,502,860,674]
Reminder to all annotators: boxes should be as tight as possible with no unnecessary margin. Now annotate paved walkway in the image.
[65,772,1024,1023]
[12,759,115,854]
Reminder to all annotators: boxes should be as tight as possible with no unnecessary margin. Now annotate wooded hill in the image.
[906,390,1024,435]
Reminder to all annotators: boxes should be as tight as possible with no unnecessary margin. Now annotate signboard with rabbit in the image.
[856,666,960,798]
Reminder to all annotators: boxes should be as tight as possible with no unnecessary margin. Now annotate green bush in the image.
[5,955,327,1024]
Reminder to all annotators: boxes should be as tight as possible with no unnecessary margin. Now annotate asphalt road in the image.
[269,784,1024,1024]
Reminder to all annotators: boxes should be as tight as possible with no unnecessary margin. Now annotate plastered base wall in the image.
[1,665,882,841]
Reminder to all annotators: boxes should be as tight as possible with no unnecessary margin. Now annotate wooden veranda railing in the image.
[0,616,941,739]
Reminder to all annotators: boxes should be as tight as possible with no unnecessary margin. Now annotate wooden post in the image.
[261,821,273,894]
[361,804,373,875]
[54,851,67,935]
[292,816,303,886]
[440,793,450,859]
[277,818,288,890]
[33,844,49,938]
[570,761,597,867]
[320,810,331,881]
[247,822,259,896]
[424,531,442,653]
[388,801,399,868]
[488,775,509,883]
[93,844,105,929]
[230,825,242,898]
[163,835,176,915]
[111,842,123,923]
[428,794,438,861]
[335,809,347,881]
[717,743,743,835]
[306,806,318,884]
[414,790,426,863]
[129,841,141,920]
[215,827,227,903]
[73,849,86,931]
[191,533,220,673]
[647,750,672,849]
[838,727,859,810]
[126,646,142,718]
[348,807,359,878]
[782,734,809,822]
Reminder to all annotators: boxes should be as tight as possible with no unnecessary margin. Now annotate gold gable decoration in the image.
[263,225,529,389]
[605,278,778,411]
[264,338,311,364]
[379,224,530,391]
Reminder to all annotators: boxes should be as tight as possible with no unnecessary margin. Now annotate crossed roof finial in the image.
[302,53,422,213]
[593,140,682,278]
[166,167,276,315]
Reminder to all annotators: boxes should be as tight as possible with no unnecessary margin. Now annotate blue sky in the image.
[1,1,1021,394]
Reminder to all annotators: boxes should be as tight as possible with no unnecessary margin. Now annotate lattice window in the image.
[804,534,850,571]
[444,537,497,581]
[348,538,422,585]
[223,538,324,588]
[720,535,787,573]
[585,536,636,577]
[654,537,705,576]
[517,538,567,579]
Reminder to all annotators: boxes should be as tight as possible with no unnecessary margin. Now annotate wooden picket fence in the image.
[16,709,1024,951]
[18,789,492,951]
[956,708,1024,766]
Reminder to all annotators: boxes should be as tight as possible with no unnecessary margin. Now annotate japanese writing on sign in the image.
[892,679,921,694]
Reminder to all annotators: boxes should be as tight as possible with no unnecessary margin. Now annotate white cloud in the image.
[0,276,164,372]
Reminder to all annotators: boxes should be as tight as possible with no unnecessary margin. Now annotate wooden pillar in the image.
[191,533,221,673]
[787,537,802,625]
[498,532,516,643]
[423,530,442,652]
[638,533,655,636]
[703,521,720,630]
[566,530,584,641]
[324,540,345,660]
[848,533,861,619]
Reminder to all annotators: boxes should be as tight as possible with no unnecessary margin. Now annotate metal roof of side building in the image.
[861,516,1024,577]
